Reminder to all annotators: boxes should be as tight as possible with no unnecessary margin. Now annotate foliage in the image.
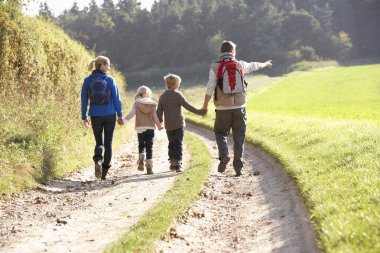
[0,3,129,194]
[106,132,212,252]
[183,64,380,252]
[38,0,380,87]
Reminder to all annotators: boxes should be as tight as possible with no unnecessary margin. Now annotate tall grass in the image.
[0,4,130,194]
[183,64,380,252]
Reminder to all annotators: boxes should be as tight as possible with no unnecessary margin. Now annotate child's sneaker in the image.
[169,159,176,171]
[94,160,102,179]
[173,160,182,173]
[146,159,153,175]
[175,165,182,173]
[137,153,145,171]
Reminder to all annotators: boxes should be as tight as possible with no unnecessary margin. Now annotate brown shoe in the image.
[173,166,182,173]
[218,156,230,173]
[169,159,176,171]
[137,153,145,171]
[146,159,153,175]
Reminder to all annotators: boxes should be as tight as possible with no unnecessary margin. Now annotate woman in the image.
[81,56,124,180]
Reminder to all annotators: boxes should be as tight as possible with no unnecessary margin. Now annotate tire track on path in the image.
[157,123,319,253]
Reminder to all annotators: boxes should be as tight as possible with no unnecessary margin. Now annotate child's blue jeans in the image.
[138,129,155,159]
[166,128,184,162]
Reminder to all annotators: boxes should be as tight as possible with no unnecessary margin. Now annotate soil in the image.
[156,123,319,253]
[0,129,189,253]
[0,121,319,253]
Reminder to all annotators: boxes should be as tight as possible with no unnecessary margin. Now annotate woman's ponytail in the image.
[88,59,96,71]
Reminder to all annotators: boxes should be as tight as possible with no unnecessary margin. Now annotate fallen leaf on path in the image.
[46,212,56,218]
[56,219,67,225]
[33,197,48,204]
[192,212,205,218]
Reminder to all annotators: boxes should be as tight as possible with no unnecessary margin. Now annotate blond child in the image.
[157,74,206,172]
[124,86,163,174]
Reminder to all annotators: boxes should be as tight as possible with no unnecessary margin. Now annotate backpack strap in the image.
[214,60,225,101]
[217,59,229,79]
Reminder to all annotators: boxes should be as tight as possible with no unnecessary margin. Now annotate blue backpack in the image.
[87,75,111,105]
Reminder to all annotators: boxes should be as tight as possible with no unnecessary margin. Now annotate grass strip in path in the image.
[105,132,212,253]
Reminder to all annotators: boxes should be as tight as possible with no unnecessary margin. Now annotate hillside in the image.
[0,3,128,194]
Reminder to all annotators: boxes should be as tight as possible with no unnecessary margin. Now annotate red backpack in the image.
[216,58,246,93]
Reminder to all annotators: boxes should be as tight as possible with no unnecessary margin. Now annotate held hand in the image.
[265,60,273,69]
[83,119,91,128]
[117,117,124,125]
[158,125,164,131]
[200,108,208,116]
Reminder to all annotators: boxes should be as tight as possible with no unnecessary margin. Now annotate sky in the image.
[23,0,156,16]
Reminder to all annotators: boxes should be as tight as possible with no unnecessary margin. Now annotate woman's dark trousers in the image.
[91,114,116,168]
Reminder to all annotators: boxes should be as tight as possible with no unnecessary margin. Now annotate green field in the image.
[184,64,380,252]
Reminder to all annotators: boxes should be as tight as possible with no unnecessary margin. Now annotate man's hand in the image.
[264,60,273,69]
[83,119,91,128]
[117,117,124,125]
[202,95,212,113]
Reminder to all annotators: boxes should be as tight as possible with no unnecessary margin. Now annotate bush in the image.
[300,46,319,61]
[0,4,127,194]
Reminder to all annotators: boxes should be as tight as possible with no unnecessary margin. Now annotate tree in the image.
[38,2,54,22]
[69,2,80,16]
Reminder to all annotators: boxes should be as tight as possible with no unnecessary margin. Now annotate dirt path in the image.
[0,129,189,253]
[157,123,319,253]
[1,120,319,253]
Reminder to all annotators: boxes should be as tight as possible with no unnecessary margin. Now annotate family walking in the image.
[81,41,272,180]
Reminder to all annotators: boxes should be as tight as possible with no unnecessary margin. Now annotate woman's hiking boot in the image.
[218,156,230,173]
[101,164,111,180]
[94,160,102,179]
[146,159,153,175]
[137,153,145,171]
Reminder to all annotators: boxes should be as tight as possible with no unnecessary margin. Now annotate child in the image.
[157,73,206,172]
[124,86,163,174]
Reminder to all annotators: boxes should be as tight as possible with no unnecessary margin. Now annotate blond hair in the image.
[135,85,152,100]
[88,56,111,71]
[164,73,181,89]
